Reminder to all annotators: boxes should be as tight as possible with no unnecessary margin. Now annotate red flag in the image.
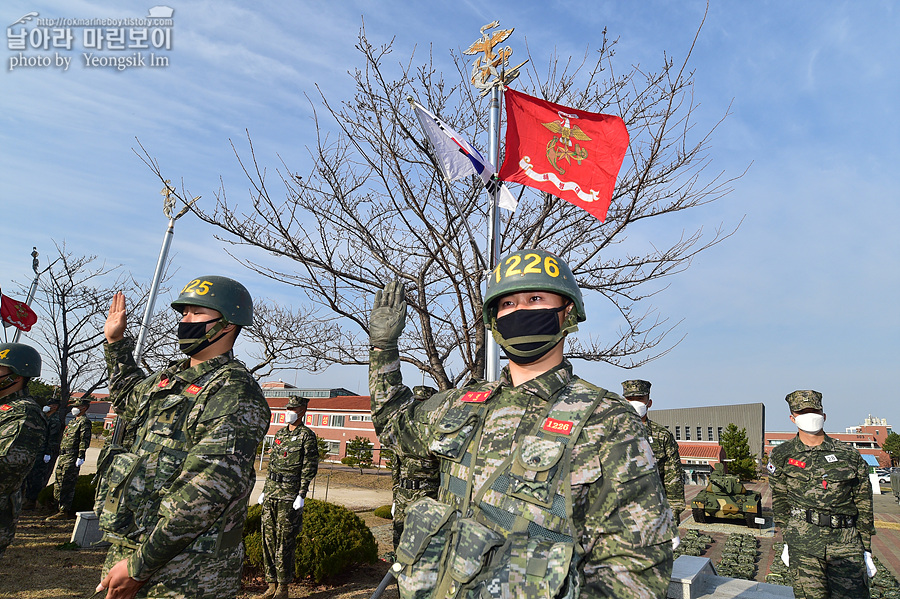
[498,89,629,221]
[1,293,38,332]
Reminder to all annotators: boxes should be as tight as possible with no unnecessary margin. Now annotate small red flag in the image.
[498,89,629,222]
[1,293,38,332]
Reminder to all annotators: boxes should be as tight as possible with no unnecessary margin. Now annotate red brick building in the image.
[677,441,726,485]
[765,431,891,467]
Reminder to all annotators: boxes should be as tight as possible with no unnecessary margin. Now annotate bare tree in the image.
[27,241,174,407]
[143,22,742,390]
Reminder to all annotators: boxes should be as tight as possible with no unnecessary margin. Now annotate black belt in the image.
[791,508,857,529]
[267,473,299,483]
[399,479,435,490]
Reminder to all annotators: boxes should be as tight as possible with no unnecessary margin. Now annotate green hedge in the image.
[37,474,97,511]
[373,504,393,520]
[244,499,377,583]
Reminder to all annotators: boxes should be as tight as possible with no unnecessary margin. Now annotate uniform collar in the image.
[165,350,234,385]
[499,359,574,401]
[790,432,834,451]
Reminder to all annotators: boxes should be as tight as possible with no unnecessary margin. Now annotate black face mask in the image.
[0,374,20,393]
[494,305,568,365]
[177,317,224,356]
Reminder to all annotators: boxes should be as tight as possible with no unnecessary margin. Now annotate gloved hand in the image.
[781,544,790,567]
[76,458,85,467]
[369,281,407,351]
[293,495,304,510]
[257,492,265,505]
[43,455,51,463]
[672,535,681,550]
[865,551,877,578]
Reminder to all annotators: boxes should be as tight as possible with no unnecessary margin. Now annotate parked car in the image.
[878,472,891,484]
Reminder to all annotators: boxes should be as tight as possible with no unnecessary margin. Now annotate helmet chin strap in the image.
[180,320,229,355]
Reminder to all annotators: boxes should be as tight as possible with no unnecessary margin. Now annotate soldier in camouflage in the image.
[256,395,318,599]
[369,248,674,599]
[769,390,875,599]
[46,397,92,520]
[0,342,46,557]
[95,276,269,599]
[389,385,440,550]
[21,396,62,511]
[622,380,686,526]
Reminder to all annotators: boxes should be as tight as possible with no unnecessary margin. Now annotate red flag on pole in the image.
[1,293,38,332]
[498,89,629,221]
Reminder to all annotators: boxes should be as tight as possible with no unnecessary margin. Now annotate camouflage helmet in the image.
[171,276,253,326]
[0,342,41,378]
[285,396,310,409]
[482,248,585,324]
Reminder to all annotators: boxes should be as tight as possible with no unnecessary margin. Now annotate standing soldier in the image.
[21,397,62,510]
[769,390,875,599]
[95,277,270,599]
[46,397,92,520]
[622,380,686,525]
[255,396,318,599]
[368,248,674,598]
[389,385,440,550]
[0,342,46,557]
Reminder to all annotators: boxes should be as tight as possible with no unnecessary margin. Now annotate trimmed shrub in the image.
[244,499,377,583]
[38,474,97,511]
[373,505,393,520]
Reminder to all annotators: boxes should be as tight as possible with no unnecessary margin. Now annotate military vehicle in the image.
[691,463,764,528]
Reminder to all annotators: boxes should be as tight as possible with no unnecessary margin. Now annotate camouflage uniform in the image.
[644,419,685,525]
[53,402,92,513]
[769,390,874,599]
[21,405,63,505]
[390,385,440,549]
[98,338,269,599]
[621,379,685,526]
[261,400,318,585]
[370,350,675,598]
[0,389,47,556]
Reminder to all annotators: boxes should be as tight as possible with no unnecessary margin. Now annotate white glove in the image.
[75,458,85,467]
[391,502,396,518]
[293,495,304,510]
[865,551,877,578]
[781,544,790,567]
[43,455,51,463]
[256,492,265,505]
[672,535,681,550]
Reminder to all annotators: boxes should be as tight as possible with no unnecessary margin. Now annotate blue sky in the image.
[2,1,898,434]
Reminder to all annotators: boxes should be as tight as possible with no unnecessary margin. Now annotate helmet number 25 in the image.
[181,279,214,295]
[496,253,560,282]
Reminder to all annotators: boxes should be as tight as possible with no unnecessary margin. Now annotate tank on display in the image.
[691,463,763,528]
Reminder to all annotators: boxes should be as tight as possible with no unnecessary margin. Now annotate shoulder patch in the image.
[460,390,491,403]
[0,404,10,411]
[766,461,776,474]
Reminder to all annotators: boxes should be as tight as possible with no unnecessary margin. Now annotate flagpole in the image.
[12,248,40,343]
[485,84,502,382]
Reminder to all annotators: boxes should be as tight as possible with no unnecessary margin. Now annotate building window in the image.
[708,426,713,441]
[349,415,372,422]
[685,427,691,440]
[328,415,345,428]
[675,426,681,440]
[697,427,702,440]
[717,426,723,440]
[323,440,341,455]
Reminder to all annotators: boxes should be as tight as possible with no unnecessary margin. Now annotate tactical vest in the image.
[394,379,607,599]
[97,364,244,553]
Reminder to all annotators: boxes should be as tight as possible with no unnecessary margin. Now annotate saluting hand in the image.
[105,292,128,344]
[368,281,407,351]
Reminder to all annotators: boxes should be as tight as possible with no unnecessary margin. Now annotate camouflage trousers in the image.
[103,539,245,598]
[789,544,869,599]
[261,498,303,583]
[21,452,57,502]
[0,490,23,558]
[53,456,80,511]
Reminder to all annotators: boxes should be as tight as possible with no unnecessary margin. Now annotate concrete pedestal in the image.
[668,556,795,599]
[70,511,108,548]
